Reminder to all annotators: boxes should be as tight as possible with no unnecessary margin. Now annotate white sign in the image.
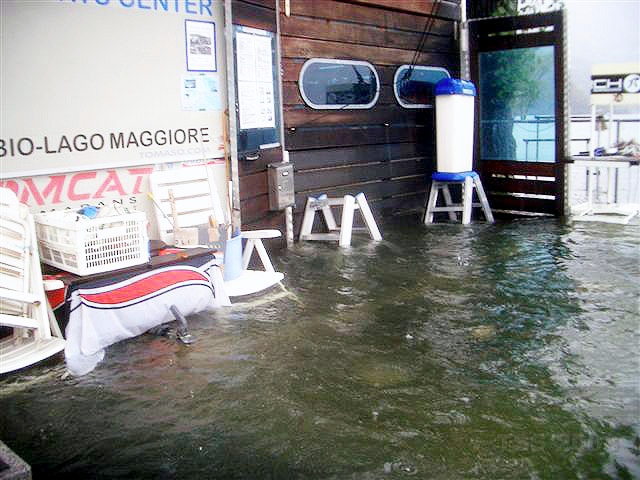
[181,73,222,110]
[590,63,640,105]
[185,20,217,72]
[1,2,226,178]
[0,167,154,210]
[592,74,640,94]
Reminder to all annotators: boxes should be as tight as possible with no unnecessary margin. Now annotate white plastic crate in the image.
[35,210,149,276]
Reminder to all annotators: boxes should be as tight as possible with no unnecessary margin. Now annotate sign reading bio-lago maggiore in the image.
[0,0,226,180]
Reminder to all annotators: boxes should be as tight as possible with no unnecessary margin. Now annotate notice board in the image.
[232,25,280,158]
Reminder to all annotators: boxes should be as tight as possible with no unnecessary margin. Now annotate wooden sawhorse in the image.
[299,193,382,247]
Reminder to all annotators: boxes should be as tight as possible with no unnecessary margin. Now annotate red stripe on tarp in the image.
[80,269,208,305]
[45,287,67,310]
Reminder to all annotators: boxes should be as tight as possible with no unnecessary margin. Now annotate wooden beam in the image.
[280,15,455,52]
[290,143,432,170]
[285,124,430,150]
[344,0,460,21]
[282,0,456,34]
[282,37,453,65]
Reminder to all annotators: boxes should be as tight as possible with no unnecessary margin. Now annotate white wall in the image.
[0,0,228,227]
[1,0,228,177]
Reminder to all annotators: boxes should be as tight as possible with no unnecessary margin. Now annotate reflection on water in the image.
[1,217,638,479]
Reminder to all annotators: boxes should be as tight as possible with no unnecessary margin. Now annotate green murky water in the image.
[1,217,639,479]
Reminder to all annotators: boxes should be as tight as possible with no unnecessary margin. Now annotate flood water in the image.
[1,216,639,479]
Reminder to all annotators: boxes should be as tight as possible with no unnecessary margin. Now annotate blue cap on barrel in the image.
[435,78,477,97]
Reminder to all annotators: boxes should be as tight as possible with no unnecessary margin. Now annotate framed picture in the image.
[185,20,216,72]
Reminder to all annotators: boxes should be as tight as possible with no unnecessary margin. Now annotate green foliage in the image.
[491,0,565,17]
[491,0,518,17]
[481,49,544,118]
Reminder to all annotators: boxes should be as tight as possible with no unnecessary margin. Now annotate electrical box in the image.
[268,162,295,211]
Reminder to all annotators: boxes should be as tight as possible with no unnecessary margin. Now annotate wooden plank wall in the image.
[231,0,286,234]
[232,0,461,237]
[280,0,461,234]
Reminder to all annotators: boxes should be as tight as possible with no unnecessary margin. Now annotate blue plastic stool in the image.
[423,171,494,225]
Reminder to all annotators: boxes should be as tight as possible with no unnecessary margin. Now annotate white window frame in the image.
[393,65,450,109]
[298,58,380,110]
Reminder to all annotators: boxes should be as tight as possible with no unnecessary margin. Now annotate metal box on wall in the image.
[267,162,295,211]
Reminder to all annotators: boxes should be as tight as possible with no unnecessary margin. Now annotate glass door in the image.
[479,46,556,162]
[469,11,566,216]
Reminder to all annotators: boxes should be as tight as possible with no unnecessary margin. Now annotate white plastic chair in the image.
[148,166,284,298]
[0,188,65,373]
[148,164,228,246]
[221,230,284,297]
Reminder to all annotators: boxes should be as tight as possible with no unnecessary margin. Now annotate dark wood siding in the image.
[280,0,461,234]
[231,0,286,234]
[231,0,461,236]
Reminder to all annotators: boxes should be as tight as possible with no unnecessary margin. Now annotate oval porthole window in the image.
[299,58,380,109]
[394,65,450,108]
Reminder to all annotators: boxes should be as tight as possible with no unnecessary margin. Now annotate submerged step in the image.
[0,441,31,480]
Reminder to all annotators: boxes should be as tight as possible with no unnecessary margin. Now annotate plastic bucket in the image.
[223,234,243,281]
[435,78,477,173]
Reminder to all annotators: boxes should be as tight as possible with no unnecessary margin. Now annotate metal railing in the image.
[481,115,639,205]
[481,115,639,161]
[567,115,640,206]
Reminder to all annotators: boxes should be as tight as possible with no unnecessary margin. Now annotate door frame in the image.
[468,11,567,216]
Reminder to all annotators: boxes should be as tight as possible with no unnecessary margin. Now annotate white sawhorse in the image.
[299,193,382,247]
[424,171,494,225]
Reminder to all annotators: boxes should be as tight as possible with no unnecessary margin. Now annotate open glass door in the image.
[469,11,566,216]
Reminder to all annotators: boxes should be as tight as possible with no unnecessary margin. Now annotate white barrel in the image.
[435,78,477,173]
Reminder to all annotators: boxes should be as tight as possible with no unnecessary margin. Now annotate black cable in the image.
[404,1,441,81]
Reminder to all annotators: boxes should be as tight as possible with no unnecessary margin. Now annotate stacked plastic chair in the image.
[0,188,65,373]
